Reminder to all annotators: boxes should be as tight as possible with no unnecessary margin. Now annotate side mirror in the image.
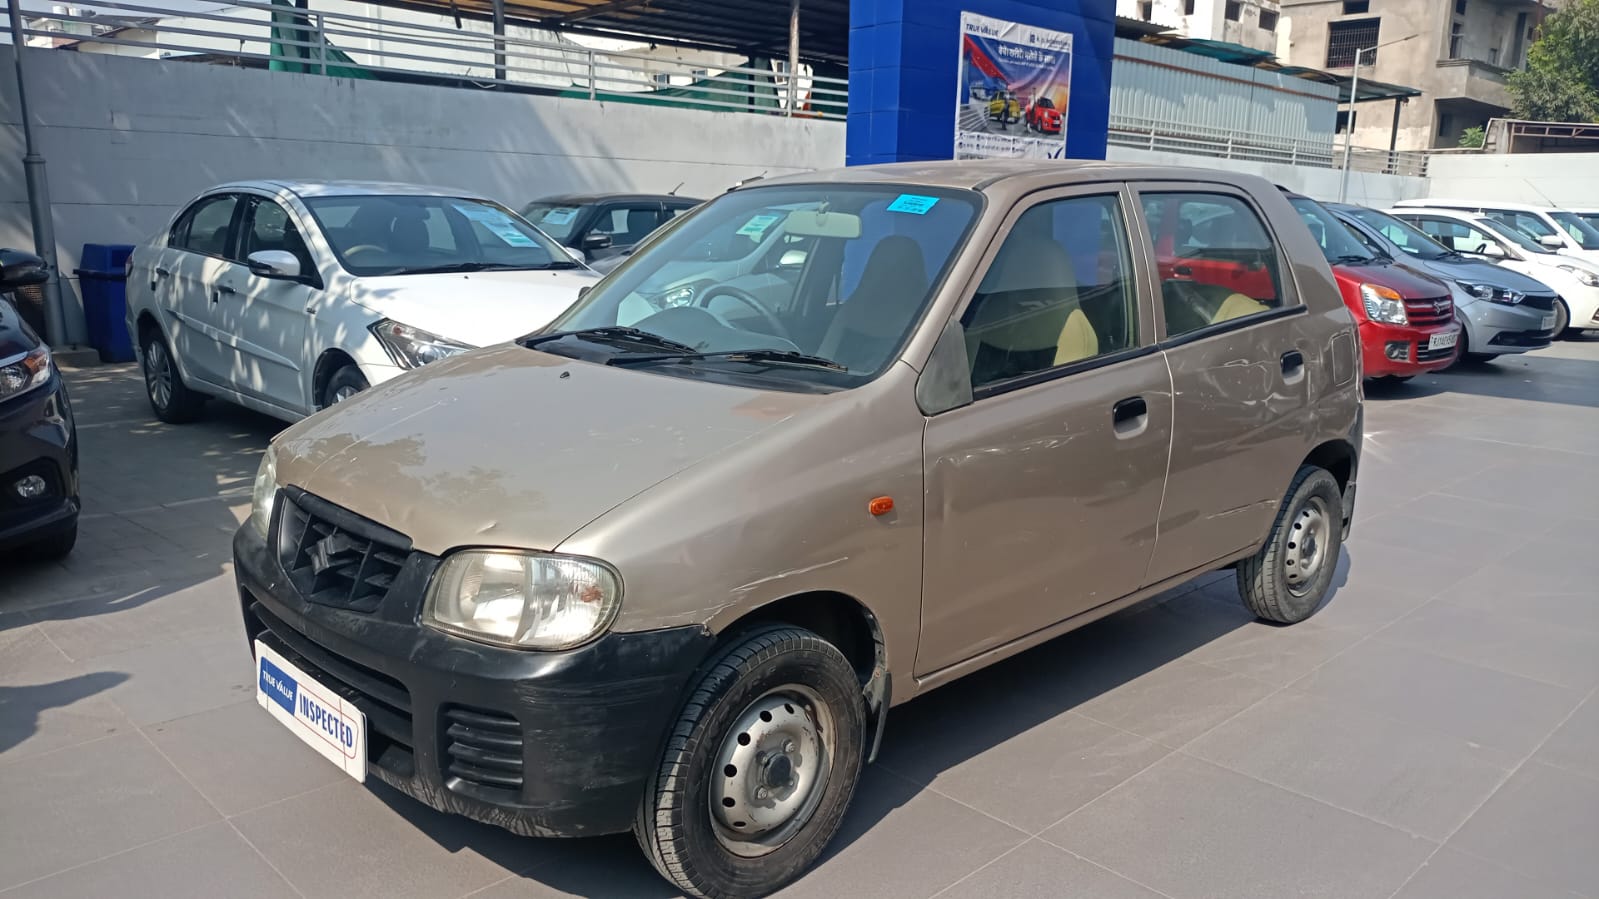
[247,250,301,280]
[565,245,587,263]
[778,249,808,269]
[582,232,613,252]
[1539,234,1565,249]
[0,248,50,290]
[1479,242,1506,259]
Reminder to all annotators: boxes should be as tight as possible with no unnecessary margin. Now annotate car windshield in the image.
[303,195,575,276]
[1289,197,1375,264]
[536,184,981,389]
[1577,212,1599,232]
[521,203,584,242]
[1475,217,1553,254]
[1036,98,1055,109]
[1550,211,1599,249]
[1345,208,1450,260]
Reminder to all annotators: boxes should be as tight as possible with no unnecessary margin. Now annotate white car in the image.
[1392,198,1599,267]
[1393,206,1599,335]
[125,180,599,423]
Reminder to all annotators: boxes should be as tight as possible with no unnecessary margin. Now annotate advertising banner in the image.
[955,12,1073,160]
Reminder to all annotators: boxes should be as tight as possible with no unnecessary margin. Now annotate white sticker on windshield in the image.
[453,203,538,247]
[540,209,577,226]
[737,214,782,239]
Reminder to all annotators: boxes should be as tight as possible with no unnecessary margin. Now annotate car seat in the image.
[965,236,1098,386]
[818,236,930,372]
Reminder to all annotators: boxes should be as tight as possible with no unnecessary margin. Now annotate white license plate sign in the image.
[1428,331,1459,351]
[255,640,366,782]
[1542,313,1557,330]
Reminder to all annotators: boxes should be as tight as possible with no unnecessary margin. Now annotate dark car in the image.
[522,193,701,268]
[0,249,79,559]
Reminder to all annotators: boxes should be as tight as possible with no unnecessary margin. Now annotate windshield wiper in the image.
[384,261,576,275]
[1331,254,1375,265]
[609,348,848,372]
[519,326,699,354]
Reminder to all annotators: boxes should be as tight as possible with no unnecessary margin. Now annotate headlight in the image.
[0,346,52,402]
[1359,284,1408,324]
[369,319,473,369]
[1556,264,1599,287]
[1454,280,1523,305]
[250,445,279,538]
[426,550,622,650]
[647,285,697,310]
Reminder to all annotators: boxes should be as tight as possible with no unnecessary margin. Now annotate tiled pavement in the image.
[2,343,1597,899]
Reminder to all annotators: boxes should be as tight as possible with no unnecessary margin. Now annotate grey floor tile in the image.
[0,822,293,899]
[1447,762,1599,898]
[1348,512,1520,567]
[773,772,1026,899]
[145,699,348,816]
[466,835,681,898]
[1043,754,1435,899]
[0,671,133,761]
[936,839,1164,899]
[98,625,256,726]
[1534,693,1599,782]
[1434,562,1599,634]
[1392,492,1577,539]
[29,574,243,661]
[1186,690,1517,840]
[0,733,219,889]
[1306,551,1438,634]
[1375,602,1599,690]
[1292,640,1583,757]
[1158,590,1364,684]
[1071,659,1276,749]
[1391,848,1582,899]
[232,778,551,899]
[879,704,1170,834]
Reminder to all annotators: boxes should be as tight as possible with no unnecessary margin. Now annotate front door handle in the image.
[215,284,237,301]
[1281,349,1305,381]
[1112,396,1149,437]
[154,266,171,278]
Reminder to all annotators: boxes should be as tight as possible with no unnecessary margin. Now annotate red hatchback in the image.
[1026,97,1062,134]
[1287,193,1460,381]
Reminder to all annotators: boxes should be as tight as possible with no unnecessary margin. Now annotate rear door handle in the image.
[1112,396,1149,437]
[154,266,171,278]
[1281,349,1305,381]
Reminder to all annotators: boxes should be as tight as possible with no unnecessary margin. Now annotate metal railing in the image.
[19,0,849,120]
[1109,115,1431,177]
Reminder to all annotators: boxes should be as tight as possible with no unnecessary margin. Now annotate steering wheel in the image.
[697,285,788,341]
[343,244,385,260]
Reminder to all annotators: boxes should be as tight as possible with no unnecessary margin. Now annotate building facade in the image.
[1281,0,1555,151]
[1117,0,1286,52]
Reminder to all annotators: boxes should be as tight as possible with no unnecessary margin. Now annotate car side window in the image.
[1415,218,1493,254]
[962,194,1137,392]
[594,205,666,246]
[1488,210,1554,240]
[1140,192,1284,339]
[243,199,313,274]
[175,195,239,258]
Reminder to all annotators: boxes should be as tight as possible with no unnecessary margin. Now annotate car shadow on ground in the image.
[0,672,131,755]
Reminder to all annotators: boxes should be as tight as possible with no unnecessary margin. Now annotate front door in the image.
[917,188,1173,676]
[164,193,244,390]
[1135,187,1313,584]
[214,196,316,413]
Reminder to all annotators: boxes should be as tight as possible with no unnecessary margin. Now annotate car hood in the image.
[272,344,821,555]
[1332,259,1449,296]
[1405,256,1555,294]
[346,268,600,347]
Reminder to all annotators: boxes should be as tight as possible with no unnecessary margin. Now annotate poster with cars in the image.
[955,11,1072,160]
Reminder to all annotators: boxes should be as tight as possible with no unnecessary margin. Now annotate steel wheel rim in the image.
[145,341,172,409]
[709,684,835,858]
[1285,496,1331,597]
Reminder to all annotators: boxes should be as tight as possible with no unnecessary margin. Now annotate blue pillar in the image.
[848,0,1116,165]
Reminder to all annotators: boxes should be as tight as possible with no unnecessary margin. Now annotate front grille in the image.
[277,490,410,613]
[1521,294,1556,311]
[442,705,525,799]
[1404,296,1454,325]
[1416,342,1456,362]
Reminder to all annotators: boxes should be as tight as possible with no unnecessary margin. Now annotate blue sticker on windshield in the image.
[887,194,940,215]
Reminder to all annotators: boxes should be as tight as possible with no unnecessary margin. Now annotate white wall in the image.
[1106,146,1430,206]
[0,46,844,342]
[1425,153,1599,207]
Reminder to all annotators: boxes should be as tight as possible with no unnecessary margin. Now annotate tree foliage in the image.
[1507,0,1599,122]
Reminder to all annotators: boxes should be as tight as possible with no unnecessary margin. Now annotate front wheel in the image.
[1237,466,1344,624]
[635,625,866,899]
[320,364,370,409]
[1552,298,1570,338]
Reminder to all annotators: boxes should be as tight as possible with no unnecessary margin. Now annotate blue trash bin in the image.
[74,243,137,363]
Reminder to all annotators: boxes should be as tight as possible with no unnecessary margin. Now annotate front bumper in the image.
[233,512,714,838]
[1357,320,1461,378]
[1462,299,1557,355]
[0,369,79,552]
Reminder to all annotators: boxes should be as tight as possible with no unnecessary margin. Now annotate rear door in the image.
[213,194,317,413]
[163,193,244,390]
[1135,185,1314,585]
[917,186,1172,675]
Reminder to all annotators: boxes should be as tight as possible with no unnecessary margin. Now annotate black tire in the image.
[139,328,206,423]
[321,365,370,409]
[1552,298,1570,338]
[634,625,866,899]
[26,523,77,560]
[1237,466,1344,624]
[1374,375,1413,384]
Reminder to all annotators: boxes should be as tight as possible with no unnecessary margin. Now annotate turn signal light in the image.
[868,496,895,517]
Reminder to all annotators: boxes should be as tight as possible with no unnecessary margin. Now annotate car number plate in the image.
[255,640,366,782]
[1542,313,1557,330]
[1428,331,1459,351]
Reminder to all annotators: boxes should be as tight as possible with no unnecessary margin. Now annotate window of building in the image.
[1341,0,1368,13]
[1225,1,1242,22]
[1454,0,1466,14]
[1449,21,1463,58]
[1184,0,1196,14]
[653,73,673,87]
[1139,0,1154,20]
[1260,9,1279,31]
[1437,113,1454,137]
[1139,193,1284,339]
[1326,18,1380,68]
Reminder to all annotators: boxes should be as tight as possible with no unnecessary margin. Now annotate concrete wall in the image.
[1106,145,1430,205]
[1426,153,1599,207]
[1115,0,1283,52]
[0,46,844,342]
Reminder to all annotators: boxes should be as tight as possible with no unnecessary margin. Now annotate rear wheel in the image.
[140,328,205,423]
[1237,466,1343,624]
[635,625,866,899]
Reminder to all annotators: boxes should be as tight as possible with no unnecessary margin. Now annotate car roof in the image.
[1393,198,1559,212]
[208,179,484,199]
[751,160,1277,200]
[530,192,702,206]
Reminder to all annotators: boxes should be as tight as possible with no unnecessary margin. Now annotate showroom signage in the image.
[955,11,1073,160]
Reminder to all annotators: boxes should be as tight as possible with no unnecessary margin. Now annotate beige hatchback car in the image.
[236,161,1362,898]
